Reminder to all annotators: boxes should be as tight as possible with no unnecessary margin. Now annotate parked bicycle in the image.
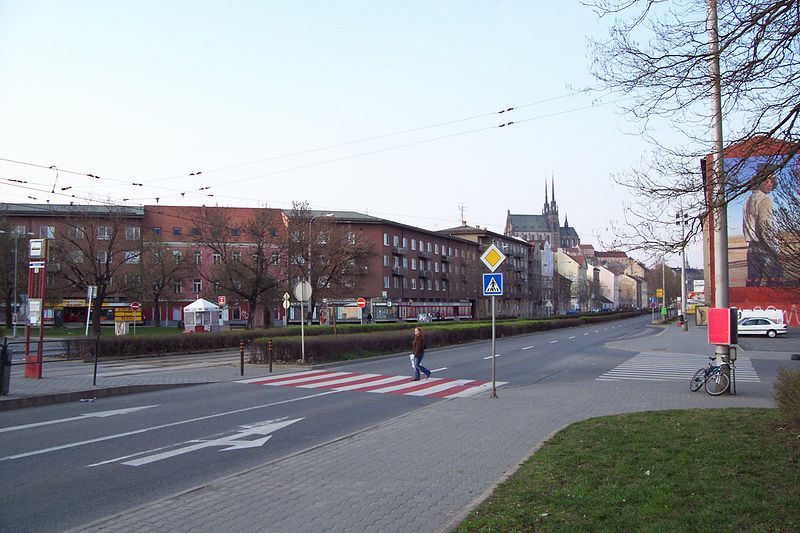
[690,357,730,396]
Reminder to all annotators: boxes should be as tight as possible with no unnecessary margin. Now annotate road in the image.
[0,316,723,532]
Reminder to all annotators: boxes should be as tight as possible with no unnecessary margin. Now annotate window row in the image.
[152,226,278,238]
[383,255,468,274]
[382,276,449,291]
[34,225,142,240]
[383,233,470,258]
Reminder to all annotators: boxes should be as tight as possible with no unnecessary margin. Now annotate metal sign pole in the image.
[490,295,498,398]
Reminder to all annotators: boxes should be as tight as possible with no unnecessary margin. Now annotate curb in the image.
[0,382,205,411]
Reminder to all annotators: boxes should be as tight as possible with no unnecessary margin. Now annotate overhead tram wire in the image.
[1,91,620,207]
[142,90,591,183]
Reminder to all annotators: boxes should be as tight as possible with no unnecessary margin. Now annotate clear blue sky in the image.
[0,1,702,266]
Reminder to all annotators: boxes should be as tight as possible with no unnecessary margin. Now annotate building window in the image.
[173,280,182,294]
[402,237,408,248]
[68,226,85,239]
[39,225,55,239]
[427,279,432,290]
[383,276,390,289]
[191,227,201,236]
[402,257,408,268]
[173,250,182,263]
[403,277,408,289]
[411,278,417,289]
[96,251,108,263]
[393,277,399,289]
[270,228,279,237]
[383,233,389,246]
[435,262,439,272]
[411,258,417,270]
[383,255,389,267]
[419,239,424,251]
[435,243,439,254]
[393,235,399,247]
[393,256,400,268]
[232,228,241,237]
[213,253,221,264]
[126,226,140,240]
[435,280,440,291]
[194,251,201,265]
[94,226,110,240]
[70,250,83,263]
[442,280,447,291]
[193,279,202,292]
[172,227,182,236]
[153,227,162,235]
[232,251,241,261]
[124,251,140,264]
[411,239,416,251]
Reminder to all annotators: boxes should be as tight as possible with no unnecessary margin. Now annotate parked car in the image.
[417,313,433,323]
[737,317,788,338]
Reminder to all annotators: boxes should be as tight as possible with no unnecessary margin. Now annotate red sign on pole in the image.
[356,297,366,308]
[217,295,226,306]
[130,301,141,311]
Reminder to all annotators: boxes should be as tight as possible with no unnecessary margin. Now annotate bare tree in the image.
[48,207,143,335]
[0,220,27,329]
[587,0,800,254]
[139,237,192,326]
[286,202,375,320]
[193,207,284,329]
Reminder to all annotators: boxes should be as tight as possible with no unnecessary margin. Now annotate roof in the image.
[0,203,144,218]
[595,251,629,258]
[560,225,579,238]
[507,213,552,233]
[183,298,219,311]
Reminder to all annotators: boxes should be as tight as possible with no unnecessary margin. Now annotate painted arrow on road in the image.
[0,405,159,434]
[114,417,304,467]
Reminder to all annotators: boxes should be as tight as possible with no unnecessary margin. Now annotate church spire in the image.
[543,178,549,213]
[550,174,557,211]
[564,213,569,227]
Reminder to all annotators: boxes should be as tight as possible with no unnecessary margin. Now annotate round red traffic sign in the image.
[356,297,366,308]
[130,301,141,311]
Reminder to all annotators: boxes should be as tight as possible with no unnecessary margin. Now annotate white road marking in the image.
[583,333,590,336]
[0,392,336,463]
[549,340,558,344]
[0,405,158,434]
[483,354,502,359]
[568,336,576,339]
[430,367,448,373]
[522,345,534,350]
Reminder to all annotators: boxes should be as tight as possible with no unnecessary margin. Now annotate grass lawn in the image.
[456,408,799,532]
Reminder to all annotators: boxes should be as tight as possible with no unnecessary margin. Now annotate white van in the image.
[737,307,785,324]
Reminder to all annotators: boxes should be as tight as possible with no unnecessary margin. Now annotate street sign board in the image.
[217,295,226,306]
[356,297,366,308]
[656,288,664,298]
[115,309,142,322]
[480,243,507,272]
[282,300,290,310]
[482,273,503,296]
[293,281,312,302]
[130,301,141,311]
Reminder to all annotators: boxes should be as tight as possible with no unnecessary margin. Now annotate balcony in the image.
[392,266,408,276]
[392,246,408,255]
[418,269,431,278]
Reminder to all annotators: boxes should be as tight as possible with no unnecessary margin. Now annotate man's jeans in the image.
[413,353,430,380]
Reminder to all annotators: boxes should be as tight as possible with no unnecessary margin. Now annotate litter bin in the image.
[1,342,11,395]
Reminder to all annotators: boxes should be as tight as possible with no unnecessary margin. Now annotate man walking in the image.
[412,327,431,381]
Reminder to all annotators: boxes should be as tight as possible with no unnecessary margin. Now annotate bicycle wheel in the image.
[690,368,706,392]
[705,371,730,396]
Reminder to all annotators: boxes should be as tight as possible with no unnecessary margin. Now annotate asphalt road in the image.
[0,316,660,532]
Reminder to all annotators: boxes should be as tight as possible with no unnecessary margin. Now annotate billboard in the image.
[725,153,799,287]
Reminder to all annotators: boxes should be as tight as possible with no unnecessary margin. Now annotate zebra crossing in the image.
[596,353,761,383]
[236,370,505,399]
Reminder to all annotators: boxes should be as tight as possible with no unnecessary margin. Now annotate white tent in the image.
[183,298,221,332]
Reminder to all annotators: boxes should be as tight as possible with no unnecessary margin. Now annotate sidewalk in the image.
[4,323,795,532]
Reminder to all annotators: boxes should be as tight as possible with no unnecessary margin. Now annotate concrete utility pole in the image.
[709,0,730,363]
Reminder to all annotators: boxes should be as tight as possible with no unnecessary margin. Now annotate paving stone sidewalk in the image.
[70,323,785,533]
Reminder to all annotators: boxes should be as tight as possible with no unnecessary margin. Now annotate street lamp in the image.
[306,213,334,326]
[0,229,35,337]
[676,209,690,332]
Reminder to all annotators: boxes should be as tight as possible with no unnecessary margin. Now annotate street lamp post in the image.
[0,229,34,337]
[306,213,333,327]
[676,209,689,331]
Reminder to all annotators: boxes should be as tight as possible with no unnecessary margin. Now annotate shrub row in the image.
[75,310,643,359]
[250,313,641,363]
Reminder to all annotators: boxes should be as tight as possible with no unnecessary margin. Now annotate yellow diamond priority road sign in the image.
[480,243,507,272]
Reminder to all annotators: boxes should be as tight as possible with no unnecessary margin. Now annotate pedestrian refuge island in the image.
[183,298,222,333]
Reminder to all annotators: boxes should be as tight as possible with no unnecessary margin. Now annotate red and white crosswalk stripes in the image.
[236,370,505,398]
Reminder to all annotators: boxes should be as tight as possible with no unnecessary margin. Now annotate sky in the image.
[0,1,704,267]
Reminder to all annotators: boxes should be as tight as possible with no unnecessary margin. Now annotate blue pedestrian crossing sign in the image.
[483,273,503,296]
